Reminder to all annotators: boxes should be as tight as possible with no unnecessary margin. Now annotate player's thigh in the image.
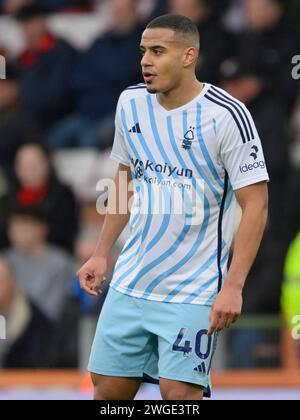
[88,287,153,379]
[155,304,217,399]
[160,378,204,401]
[91,373,143,400]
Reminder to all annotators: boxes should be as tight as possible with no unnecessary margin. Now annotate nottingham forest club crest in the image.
[182,127,195,150]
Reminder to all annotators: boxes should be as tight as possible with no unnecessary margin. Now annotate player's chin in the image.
[144,80,157,94]
[146,84,158,94]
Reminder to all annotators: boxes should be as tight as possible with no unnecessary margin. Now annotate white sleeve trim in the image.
[231,175,270,191]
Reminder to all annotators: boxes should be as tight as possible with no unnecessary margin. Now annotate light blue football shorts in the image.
[88,286,218,398]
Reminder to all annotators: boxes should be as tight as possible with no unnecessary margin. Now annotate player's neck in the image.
[156,79,204,111]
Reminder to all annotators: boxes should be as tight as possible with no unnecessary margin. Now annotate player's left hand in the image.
[207,285,243,336]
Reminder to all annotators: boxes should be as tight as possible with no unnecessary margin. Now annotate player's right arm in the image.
[77,163,133,296]
[208,96,270,335]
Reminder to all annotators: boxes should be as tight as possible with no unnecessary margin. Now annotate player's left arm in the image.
[208,180,269,336]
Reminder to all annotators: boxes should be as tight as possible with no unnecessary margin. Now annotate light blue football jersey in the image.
[109,83,269,305]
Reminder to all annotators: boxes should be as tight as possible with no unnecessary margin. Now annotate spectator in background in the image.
[0,98,39,181]
[286,0,300,32]
[0,0,91,14]
[148,0,168,19]
[0,143,79,253]
[0,168,10,250]
[35,0,92,12]
[0,0,28,14]
[0,256,54,368]
[219,0,300,313]
[42,0,91,12]
[149,0,232,23]
[48,0,143,150]
[4,205,75,323]
[0,44,39,180]
[3,205,80,367]
[11,4,76,131]
[169,0,232,84]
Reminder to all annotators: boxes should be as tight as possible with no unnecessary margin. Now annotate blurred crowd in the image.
[0,0,300,370]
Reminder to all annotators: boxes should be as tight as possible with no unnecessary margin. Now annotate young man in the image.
[77,14,269,400]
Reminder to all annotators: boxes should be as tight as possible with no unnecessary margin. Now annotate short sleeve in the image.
[110,95,131,167]
[219,104,270,190]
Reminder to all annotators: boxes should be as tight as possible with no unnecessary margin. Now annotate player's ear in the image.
[182,46,198,68]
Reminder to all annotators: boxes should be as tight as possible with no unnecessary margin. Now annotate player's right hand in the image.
[77,255,108,297]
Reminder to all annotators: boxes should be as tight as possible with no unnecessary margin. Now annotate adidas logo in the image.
[129,123,141,134]
[194,362,206,374]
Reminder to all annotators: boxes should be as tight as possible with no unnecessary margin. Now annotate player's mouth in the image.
[143,72,156,83]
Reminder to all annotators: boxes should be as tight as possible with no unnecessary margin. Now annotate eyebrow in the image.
[139,44,168,51]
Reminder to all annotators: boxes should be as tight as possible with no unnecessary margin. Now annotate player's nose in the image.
[141,52,152,67]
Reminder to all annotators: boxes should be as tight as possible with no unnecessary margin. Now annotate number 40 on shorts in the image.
[172,327,212,360]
